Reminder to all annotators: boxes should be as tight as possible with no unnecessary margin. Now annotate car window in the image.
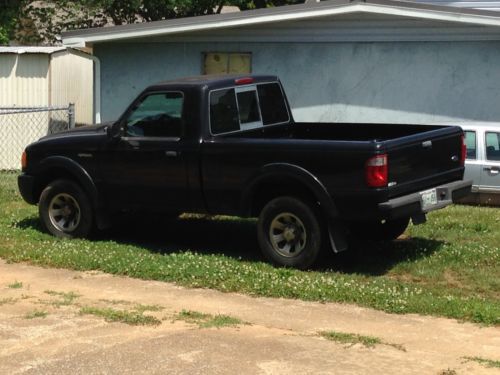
[464,131,476,160]
[125,92,183,138]
[236,89,262,130]
[257,83,289,125]
[210,88,240,134]
[485,132,500,161]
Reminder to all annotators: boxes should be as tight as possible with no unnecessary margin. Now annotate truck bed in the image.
[206,122,464,219]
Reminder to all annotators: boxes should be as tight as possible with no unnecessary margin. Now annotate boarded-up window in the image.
[203,52,251,75]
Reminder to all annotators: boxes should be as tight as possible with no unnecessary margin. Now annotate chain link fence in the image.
[0,104,75,172]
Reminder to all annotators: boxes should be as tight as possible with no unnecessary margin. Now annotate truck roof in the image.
[147,74,280,91]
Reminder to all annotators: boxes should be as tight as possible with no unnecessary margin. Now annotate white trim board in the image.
[63,3,500,47]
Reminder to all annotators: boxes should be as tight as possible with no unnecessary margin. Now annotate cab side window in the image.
[464,131,476,160]
[257,83,289,125]
[125,92,183,138]
[210,89,240,134]
[485,132,500,161]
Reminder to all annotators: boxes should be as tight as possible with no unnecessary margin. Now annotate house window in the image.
[203,52,251,75]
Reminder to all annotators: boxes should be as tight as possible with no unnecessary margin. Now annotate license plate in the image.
[420,188,438,210]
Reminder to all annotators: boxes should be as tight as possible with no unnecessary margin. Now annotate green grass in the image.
[463,356,500,369]
[319,331,382,348]
[43,290,80,307]
[7,280,23,289]
[319,331,405,351]
[0,297,17,306]
[79,306,161,326]
[0,172,499,325]
[24,309,48,319]
[174,309,244,328]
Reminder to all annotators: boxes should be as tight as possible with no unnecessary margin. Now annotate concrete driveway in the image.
[0,259,499,374]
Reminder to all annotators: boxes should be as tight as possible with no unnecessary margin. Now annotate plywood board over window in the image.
[204,52,251,74]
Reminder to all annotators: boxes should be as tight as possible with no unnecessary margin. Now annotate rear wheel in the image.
[39,179,93,238]
[257,196,323,269]
[349,217,410,241]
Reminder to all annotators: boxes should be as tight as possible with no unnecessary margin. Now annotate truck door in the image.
[463,130,482,194]
[479,130,500,204]
[102,91,189,211]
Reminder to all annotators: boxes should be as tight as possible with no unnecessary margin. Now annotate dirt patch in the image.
[0,259,499,374]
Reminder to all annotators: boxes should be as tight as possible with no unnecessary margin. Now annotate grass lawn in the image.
[0,172,499,325]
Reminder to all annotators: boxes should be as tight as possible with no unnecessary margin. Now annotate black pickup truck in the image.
[18,74,471,268]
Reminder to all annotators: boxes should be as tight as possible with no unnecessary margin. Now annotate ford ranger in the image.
[18,74,472,268]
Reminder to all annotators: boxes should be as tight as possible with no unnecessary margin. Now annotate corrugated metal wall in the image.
[0,54,50,169]
[50,51,93,125]
[0,54,50,106]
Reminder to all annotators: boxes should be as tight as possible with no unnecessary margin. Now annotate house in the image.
[62,0,500,125]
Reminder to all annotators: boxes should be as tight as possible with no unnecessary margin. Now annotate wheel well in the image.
[249,176,320,217]
[33,168,80,203]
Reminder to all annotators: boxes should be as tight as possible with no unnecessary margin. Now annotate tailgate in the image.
[385,126,464,198]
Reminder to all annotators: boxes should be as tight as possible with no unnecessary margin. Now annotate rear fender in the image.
[241,163,348,253]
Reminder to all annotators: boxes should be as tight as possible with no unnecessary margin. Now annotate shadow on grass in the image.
[320,237,444,275]
[14,214,444,276]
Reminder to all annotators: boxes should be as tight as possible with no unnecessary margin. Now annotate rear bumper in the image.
[18,173,37,205]
[378,179,472,220]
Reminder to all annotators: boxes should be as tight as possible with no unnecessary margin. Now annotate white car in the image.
[460,125,500,206]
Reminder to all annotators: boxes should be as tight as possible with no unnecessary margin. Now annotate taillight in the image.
[366,154,388,188]
[21,151,27,170]
[460,134,466,166]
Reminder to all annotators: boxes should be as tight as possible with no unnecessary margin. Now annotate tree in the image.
[0,0,25,44]
[7,0,304,45]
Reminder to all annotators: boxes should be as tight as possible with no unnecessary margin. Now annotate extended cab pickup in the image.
[18,74,471,268]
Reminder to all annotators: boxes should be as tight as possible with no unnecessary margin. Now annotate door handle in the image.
[165,150,178,157]
[484,166,499,174]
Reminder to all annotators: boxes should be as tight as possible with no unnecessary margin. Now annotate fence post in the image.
[68,103,76,129]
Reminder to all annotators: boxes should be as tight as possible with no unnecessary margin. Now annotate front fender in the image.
[35,156,100,210]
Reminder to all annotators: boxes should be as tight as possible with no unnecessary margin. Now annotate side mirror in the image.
[106,124,121,141]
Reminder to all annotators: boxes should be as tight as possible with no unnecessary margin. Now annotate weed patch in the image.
[463,356,500,369]
[319,331,405,351]
[0,297,17,306]
[7,281,23,289]
[80,306,161,326]
[43,290,80,307]
[174,310,245,328]
[24,310,47,319]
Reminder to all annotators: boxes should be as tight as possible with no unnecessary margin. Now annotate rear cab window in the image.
[210,82,289,135]
[464,131,477,160]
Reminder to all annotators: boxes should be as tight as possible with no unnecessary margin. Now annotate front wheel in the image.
[39,179,94,238]
[257,196,323,269]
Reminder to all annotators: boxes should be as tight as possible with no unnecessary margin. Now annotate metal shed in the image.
[0,46,93,125]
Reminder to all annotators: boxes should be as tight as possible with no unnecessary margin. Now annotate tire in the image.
[257,196,323,269]
[39,179,94,238]
[349,217,409,241]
